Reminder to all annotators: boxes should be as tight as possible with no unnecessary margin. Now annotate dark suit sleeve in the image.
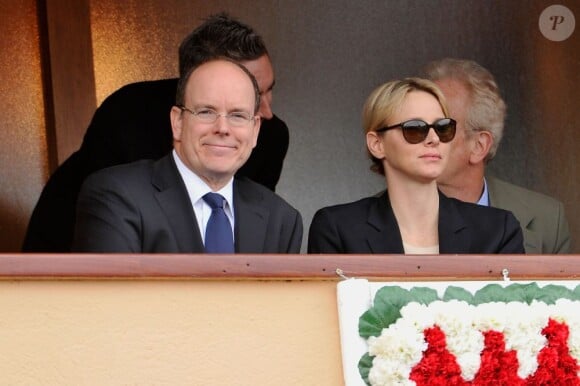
[285,210,303,253]
[22,153,87,252]
[22,80,176,252]
[72,171,143,253]
[308,208,344,253]
[498,212,526,254]
[22,89,141,252]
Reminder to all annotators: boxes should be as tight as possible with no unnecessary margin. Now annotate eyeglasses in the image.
[376,118,457,144]
[178,106,255,127]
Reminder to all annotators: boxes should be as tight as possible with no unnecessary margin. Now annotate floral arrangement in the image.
[358,283,580,385]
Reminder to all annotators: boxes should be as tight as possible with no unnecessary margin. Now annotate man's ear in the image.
[170,106,184,141]
[469,130,493,164]
[366,131,385,160]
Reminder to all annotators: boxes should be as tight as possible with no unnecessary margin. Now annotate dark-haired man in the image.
[73,58,302,253]
[23,13,290,252]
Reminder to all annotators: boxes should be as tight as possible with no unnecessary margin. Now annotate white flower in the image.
[497,301,548,378]
[427,301,483,380]
[364,292,580,384]
[455,352,481,381]
[368,322,426,363]
[400,302,433,331]
[473,302,508,332]
[552,299,580,363]
[368,356,417,386]
[367,310,428,386]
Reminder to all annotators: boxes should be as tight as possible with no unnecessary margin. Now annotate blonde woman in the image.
[308,78,524,254]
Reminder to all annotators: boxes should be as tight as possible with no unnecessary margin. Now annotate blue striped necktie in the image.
[202,193,234,253]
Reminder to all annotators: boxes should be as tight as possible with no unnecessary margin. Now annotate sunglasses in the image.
[376,118,457,144]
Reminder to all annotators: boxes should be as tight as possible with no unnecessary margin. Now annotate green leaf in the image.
[358,353,373,386]
[473,284,511,304]
[409,287,439,304]
[469,282,578,305]
[359,286,413,338]
[492,282,541,304]
[359,286,439,338]
[443,286,474,303]
[535,284,575,303]
[373,285,414,308]
[573,284,580,299]
[359,308,392,338]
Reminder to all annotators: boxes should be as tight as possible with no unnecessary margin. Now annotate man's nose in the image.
[215,114,231,133]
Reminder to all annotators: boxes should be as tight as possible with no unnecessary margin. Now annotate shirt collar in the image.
[172,150,234,215]
[477,177,490,206]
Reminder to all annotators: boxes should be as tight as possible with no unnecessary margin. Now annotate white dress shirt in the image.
[172,150,235,244]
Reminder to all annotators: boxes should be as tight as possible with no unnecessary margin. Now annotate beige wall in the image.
[0,0,47,252]
[1,253,578,384]
[0,279,343,385]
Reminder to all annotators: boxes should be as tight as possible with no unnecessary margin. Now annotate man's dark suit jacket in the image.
[72,154,302,253]
[308,191,524,254]
[23,78,290,252]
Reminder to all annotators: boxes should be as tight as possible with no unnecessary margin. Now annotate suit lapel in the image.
[152,155,204,252]
[366,191,470,254]
[233,179,269,253]
[438,192,470,253]
[521,228,542,254]
[487,176,534,228]
[486,176,539,253]
[366,192,405,253]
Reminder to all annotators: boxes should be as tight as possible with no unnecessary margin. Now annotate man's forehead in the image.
[187,62,253,92]
[185,61,256,107]
[189,60,251,81]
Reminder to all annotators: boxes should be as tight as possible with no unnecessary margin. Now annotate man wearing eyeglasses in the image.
[422,58,570,254]
[72,58,302,253]
[23,13,291,252]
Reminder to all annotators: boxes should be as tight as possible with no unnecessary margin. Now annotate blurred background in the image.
[1,0,578,252]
